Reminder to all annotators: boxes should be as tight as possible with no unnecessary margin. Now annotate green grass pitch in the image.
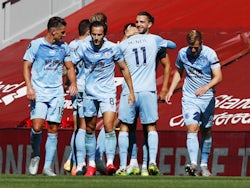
[1,175,250,188]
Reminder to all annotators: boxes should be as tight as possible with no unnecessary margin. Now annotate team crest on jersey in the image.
[99,62,105,67]
[104,51,111,58]
[49,50,56,55]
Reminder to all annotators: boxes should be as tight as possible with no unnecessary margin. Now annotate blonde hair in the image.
[89,12,107,24]
[186,30,203,45]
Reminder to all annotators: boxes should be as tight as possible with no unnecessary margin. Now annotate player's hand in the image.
[26,86,36,101]
[165,92,172,105]
[158,89,167,103]
[195,85,209,96]
[69,84,78,96]
[128,92,135,107]
[125,25,139,38]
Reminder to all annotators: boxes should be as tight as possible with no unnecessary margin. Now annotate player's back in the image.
[69,39,87,92]
[119,34,168,94]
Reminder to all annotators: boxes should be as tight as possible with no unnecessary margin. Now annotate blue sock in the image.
[118,131,129,169]
[148,131,158,164]
[69,131,76,166]
[96,127,106,160]
[128,129,137,160]
[85,133,96,165]
[142,142,148,167]
[186,132,199,165]
[44,133,58,169]
[75,129,86,166]
[200,136,212,165]
[105,130,116,165]
[30,128,42,158]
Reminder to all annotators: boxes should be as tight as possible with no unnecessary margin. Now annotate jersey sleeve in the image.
[209,49,220,69]
[113,45,124,63]
[175,50,184,70]
[73,41,85,64]
[63,43,72,63]
[23,40,38,63]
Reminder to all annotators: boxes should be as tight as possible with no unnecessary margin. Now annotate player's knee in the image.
[86,124,95,133]
[47,123,59,133]
[201,128,211,137]
[104,124,114,133]
[187,124,199,133]
[32,124,43,132]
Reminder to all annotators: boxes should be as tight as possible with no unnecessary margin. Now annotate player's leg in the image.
[116,123,129,176]
[118,94,138,175]
[29,119,43,175]
[74,94,87,175]
[29,100,46,175]
[43,122,59,176]
[84,116,97,176]
[141,126,149,176]
[98,96,117,175]
[95,127,107,175]
[83,98,99,175]
[127,117,140,175]
[182,97,200,176]
[140,91,160,176]
[75,119,87,175]
[42,97,64,176]
[200,128,212,176]
[64,96,77,174]
[103,111,117,175]
[200,97,215,176]
[146,124,160,176]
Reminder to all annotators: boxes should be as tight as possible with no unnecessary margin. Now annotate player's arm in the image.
[64,61,78,96]
[166,40,177,49]
[158,53,171,102]
[119,61,135,106]
[23,60,36,101]
[158,39,176,102]
[195,65,222,96]
[165,68,183,104]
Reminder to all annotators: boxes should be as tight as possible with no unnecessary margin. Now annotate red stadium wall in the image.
[1,128,250,176]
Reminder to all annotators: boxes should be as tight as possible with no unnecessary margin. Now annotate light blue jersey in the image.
[75,39,124,100]
[118,34,170,94]
[69,39,87,92]
[23,37,71,99]
[176,45,220,99]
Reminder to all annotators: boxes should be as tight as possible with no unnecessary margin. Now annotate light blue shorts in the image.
[30,96,64,123]
[118,91,158,124]
[182,96,215,128]
[84,97,116,117]
[75,92,85,118]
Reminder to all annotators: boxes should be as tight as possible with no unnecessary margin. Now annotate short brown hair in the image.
[186,30,203,45]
